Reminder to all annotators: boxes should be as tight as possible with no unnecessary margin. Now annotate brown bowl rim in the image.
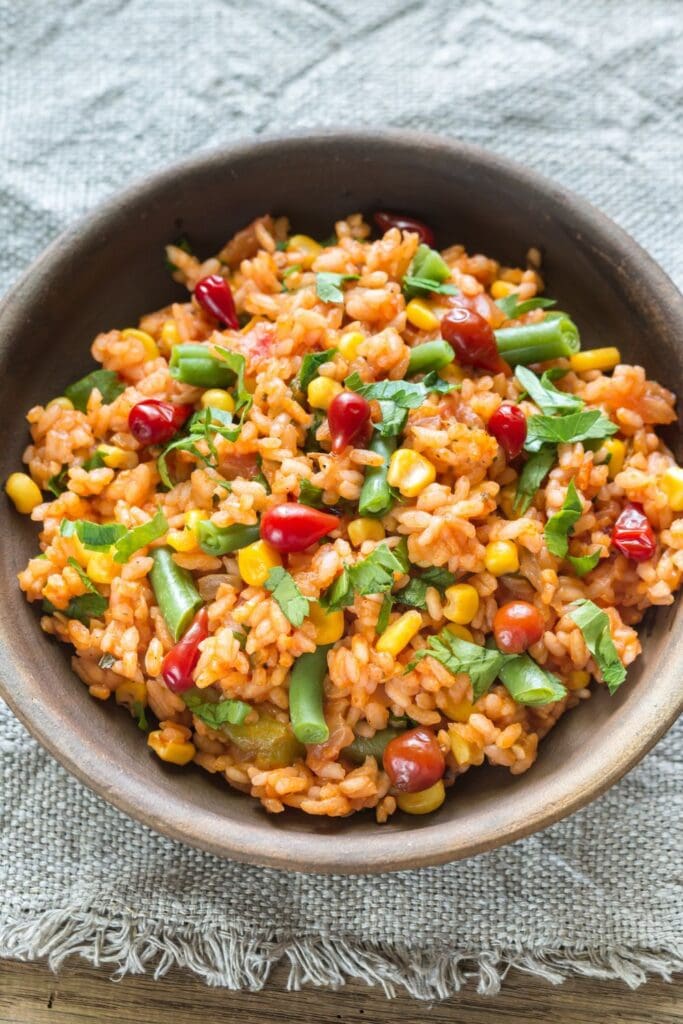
[1,128,682,873]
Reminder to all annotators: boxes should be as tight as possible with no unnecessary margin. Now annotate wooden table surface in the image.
[0,958,680,1023]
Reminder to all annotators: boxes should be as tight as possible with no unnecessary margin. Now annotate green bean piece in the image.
[169,343,234,388]
[149,546,203,641]
[494,315,580,366]
[358,434,397,517]
[289,645,332,744]
[197,521,261,557]
[344,727,404,765]
[498,653,567,706]
[407,340,455,376]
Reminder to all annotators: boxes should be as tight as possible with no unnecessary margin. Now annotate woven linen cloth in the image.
[1,0,682,999]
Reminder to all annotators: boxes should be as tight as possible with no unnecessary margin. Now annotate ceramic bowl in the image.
[1,131,681,872]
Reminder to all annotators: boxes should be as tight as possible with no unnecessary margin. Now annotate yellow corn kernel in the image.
[5,472,42,514]
[347,517,386,546]
[201,388,235,413]
[307,376,343,410]
[450,731,472,766]
[86,551,120,584]
[439,362,465,383]
[387,449,436,498]
[237,539,282,587]
[490,279,515,299]
[660,466,683,512]
[240,315,265,334]
[443,698,474,723]
[160,319,181,354]
[446,623,474,643]
[499,484,519,520]
[569,347,621,373]
[121,327,160,361]
[338,330,364,361]
[602,438,625,479]
[185,509,208,531]
[309,602,345,644]
[97,444,137,470]
[567,670,591,691]
[46,396,74,411]
[166,528,198,553]
[396,779,446,815]
[484,539,519,576]
[115,680,147,708]
[288,234,322,269]
[147,730,196,766]
[376,609,423,657]
[443,584,479,625]
[405,298,439,331]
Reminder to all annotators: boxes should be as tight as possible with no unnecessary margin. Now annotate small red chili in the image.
[487,403,527,459]
[373,211,435,246]
[383,727,445,793]
[260,502,341,554]
[493,600,544,654]
[128,399,193,445]
[612,503,656,562]
[441,306,510,376]
[162,607,209,694]
[328,391,372,453]
[194,274,239,330]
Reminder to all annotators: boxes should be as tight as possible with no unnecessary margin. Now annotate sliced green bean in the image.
[358,434,396,517]
[407,340,455,376]
[169,343,234,388]
[498,653,567,706]
[289,645,331,744]
[149,546,203,640]
[344,727,404,765]
[494,315,580,366]
[197,521,260,557]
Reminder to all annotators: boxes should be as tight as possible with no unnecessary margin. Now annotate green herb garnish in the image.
[315,272,359,303]
[544,480,582,558]
[515,365,583,415]
[513,447,557,515]
[567,599,626,693]
[46,466,69,497]
[376,593,394,634]
[496,295,556,319]
[112,508,168,564]
[321,542,405,612]
[183,692,252,728]
[345,370,454,409]
[298,479,326,508]
[265,567,310,627]
[294,349,338,393]
[132,701,149,731]
[64,369,125,413]
[525,409,618,453]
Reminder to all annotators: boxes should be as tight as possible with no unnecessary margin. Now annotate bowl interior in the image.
[1,132,682,872]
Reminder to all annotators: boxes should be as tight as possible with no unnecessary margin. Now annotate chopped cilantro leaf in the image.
[265,567,310,627]
[315,272,359,303]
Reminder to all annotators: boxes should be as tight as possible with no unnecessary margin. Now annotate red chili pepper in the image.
[128,399,193,445]
[162,607,209,693]
[260,502,340,553]
[612,503,656,562]
[373,211,435,246]
[487,403,527,459]
[441,306,511,376]
[194,274,239,330]
[383,727,445,793]
[328,391,371,453]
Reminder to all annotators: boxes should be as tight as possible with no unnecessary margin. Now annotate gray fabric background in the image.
[0,0,681,998]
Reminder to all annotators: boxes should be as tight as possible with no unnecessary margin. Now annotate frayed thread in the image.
[1,908,681,1001]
